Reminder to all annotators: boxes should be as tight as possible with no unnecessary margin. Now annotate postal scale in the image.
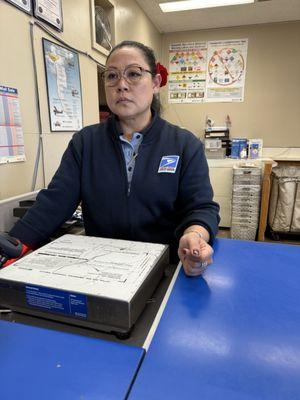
[0,235,169,336]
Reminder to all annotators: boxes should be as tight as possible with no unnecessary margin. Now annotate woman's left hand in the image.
[178,231,213,276]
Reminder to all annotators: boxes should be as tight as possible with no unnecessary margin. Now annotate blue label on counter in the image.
[25,285,87,318]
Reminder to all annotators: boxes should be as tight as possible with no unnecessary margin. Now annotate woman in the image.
[7,41,219,276]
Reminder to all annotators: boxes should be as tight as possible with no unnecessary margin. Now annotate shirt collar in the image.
[119,132,144,144]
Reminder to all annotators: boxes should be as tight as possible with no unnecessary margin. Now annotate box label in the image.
[25,285,87,318]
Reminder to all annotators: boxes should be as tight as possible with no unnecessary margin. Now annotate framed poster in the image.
[43,39,83,132]
[4,0,32,14]
[34,0,63,31]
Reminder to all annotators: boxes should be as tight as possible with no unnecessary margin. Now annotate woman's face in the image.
[104,47,161,123]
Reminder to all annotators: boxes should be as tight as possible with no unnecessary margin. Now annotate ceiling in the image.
[135,0,300,33]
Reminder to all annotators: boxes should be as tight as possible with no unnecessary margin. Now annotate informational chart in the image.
[43,39,83,132]
[208,48,245,86]
[168,42,207,103]
[205,39,248,102]
[168,38,248,103]
[0,85,26,164]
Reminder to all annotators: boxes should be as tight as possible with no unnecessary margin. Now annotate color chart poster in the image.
[0,86,26,164]
[168,38,248,103]
[168,42,207,103]
[205,38,248,102]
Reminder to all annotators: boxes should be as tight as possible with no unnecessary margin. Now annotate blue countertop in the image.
[129,238,300,399]
[0,319,144,399]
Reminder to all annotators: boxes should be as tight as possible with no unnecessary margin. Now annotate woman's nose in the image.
[116,75,129,91]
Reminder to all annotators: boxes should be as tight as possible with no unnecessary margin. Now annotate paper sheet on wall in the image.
[0,86,26,164]
[43,39,83,132]
[205,38,248,102]
[0,235,168,302]
[168,42,207,103]
[168,38,248,103]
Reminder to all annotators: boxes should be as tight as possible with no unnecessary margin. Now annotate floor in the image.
[217,227,300,246]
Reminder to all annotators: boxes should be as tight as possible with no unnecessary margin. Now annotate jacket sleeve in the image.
[9,132,83,247]
[175,135,220,244]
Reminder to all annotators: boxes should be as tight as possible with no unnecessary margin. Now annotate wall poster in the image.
[205,38,248,102]
[168,38,248,103]
[168,42,207,103]
[34,0,63,31]
[43,39,83,132]
[0,86,26,164]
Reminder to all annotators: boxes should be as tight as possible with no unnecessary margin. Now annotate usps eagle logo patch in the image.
[158,155,180,173]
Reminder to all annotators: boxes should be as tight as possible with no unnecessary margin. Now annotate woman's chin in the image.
[110,103,133,115]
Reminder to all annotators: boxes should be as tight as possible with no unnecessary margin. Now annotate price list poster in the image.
[0,86,26,164]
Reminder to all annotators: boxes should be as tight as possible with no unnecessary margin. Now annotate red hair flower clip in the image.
[156,62,168,87]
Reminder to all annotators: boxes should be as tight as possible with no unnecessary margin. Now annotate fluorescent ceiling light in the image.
[159,0,255,13]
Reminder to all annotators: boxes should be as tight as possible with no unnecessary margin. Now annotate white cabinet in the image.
[208,159,236,227]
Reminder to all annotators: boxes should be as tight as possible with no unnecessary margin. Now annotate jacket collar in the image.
[108,109,165,144]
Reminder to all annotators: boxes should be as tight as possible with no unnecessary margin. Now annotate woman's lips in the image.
[116,98,132,104]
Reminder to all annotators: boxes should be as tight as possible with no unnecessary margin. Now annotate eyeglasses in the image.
[101,65,153,87]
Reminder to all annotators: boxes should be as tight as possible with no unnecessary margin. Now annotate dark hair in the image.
[107,41,162,115]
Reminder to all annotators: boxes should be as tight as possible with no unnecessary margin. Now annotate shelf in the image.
[207,157,274,168]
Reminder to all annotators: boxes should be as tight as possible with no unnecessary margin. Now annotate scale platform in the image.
[0,235,169,336]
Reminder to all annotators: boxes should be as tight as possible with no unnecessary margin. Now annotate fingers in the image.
[184,234,202,257]
[182,258,211,276]
[178,238,214,277]
[178,232,214,276]
[181,247,202,263]
[180,247,212,276]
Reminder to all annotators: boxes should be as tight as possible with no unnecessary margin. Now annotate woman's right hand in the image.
[178,231,213,276]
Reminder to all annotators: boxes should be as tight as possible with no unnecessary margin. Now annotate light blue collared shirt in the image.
[120,132,144,187]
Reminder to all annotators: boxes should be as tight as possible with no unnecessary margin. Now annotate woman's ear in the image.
[153,74,162,93]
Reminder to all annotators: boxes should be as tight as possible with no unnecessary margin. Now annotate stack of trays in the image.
[231,165,262,240]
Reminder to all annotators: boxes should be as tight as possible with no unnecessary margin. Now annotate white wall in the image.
[0,0,161,199]
[161,22,300,149]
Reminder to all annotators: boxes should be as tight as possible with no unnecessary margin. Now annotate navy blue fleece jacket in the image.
[10,112,220,260]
